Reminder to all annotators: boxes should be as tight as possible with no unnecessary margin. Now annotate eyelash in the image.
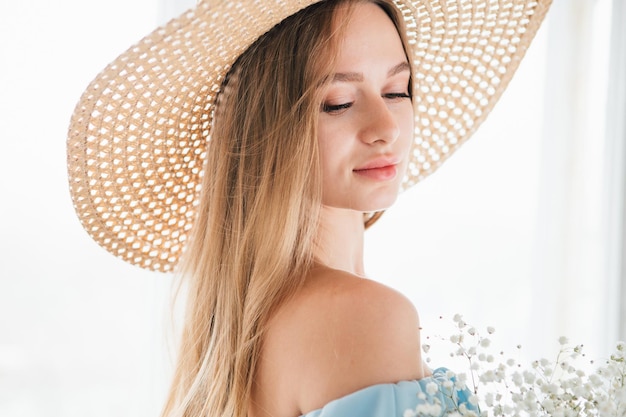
[385,92,411,100]
[322,102,353,113]
[321,92,411,114]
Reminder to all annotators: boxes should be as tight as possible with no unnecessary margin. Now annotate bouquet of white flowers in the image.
[407,315,626,416]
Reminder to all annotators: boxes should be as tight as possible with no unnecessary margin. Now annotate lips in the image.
[353,157,400,181]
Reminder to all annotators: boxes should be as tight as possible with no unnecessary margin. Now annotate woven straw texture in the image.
[67,0,552,272]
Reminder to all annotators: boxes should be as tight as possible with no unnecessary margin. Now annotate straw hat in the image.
[67,0,552,272]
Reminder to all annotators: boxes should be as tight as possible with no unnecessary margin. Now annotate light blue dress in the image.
[301,368,477,417]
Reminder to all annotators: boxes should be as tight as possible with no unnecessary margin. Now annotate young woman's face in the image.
[317,2,414,213]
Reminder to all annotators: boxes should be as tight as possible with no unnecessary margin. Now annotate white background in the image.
[0,0,622,416]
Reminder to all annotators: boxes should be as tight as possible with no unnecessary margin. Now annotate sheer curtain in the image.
[528,0,615,360]
[607,0,626,346]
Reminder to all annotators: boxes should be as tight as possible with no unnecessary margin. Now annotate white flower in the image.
[425,381,439,396]
[523,370,536,384]
[415,315,626,417]
[479,370,496,383]
[454,378,467,390]
[414,402,442,416]
[541,398,556,413]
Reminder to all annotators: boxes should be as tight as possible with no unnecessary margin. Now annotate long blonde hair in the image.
[162,2,412,417]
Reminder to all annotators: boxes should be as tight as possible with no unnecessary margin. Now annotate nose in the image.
[359,95,400,145]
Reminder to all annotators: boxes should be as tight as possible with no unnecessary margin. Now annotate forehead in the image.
[331,2,407,71]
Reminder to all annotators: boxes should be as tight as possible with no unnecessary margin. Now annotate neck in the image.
[314,206,366,276]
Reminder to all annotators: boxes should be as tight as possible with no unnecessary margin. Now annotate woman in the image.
[66,0,552,416]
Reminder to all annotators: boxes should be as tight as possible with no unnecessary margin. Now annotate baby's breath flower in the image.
[479,370,496,383]
[511,372,523,387]
[416,315,626,416]
[415,401,442,416]
[523,370,535,384]
[541,398,555,413]
[454,378,467,391]
[484,392,494,407]
[426,381,439,396]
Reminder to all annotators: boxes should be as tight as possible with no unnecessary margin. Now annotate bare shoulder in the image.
[254,266,426,417]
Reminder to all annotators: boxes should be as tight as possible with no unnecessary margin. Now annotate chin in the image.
[360,192,400,212]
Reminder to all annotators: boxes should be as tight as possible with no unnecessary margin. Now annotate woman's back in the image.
[250,266,426,417]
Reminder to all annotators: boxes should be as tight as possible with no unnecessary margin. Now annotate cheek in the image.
[317,130,334,171]
[317,122,353,171]
[317,136,340,192]
[399,106,415,150]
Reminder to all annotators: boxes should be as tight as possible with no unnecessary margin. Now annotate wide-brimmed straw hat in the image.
[67,0,552,272]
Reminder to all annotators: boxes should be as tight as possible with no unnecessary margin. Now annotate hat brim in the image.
[67,0,552,272]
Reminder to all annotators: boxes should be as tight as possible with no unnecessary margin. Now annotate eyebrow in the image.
[332,61,410,83]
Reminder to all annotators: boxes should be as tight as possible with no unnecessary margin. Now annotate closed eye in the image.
[321,102,353,114]
[384,92,411,100]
